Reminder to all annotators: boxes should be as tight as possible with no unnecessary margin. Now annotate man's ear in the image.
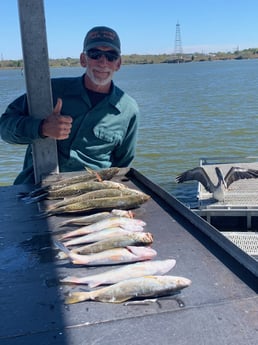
[80,53,87,67]
[114,57,122,71]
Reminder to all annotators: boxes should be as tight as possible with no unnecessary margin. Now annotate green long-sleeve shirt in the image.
[0,75,139,184]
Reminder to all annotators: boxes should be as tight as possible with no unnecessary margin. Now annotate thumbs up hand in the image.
[40,98,73,140]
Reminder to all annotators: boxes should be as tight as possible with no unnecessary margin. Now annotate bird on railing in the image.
[175,166,258,202]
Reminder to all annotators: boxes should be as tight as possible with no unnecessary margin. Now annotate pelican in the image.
[175,166,258,201]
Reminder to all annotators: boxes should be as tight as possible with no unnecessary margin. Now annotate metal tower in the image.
[174,22,183,59]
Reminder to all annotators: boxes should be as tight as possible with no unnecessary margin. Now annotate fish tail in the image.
[65,291,93,304]
[54,240,85,264]
[56,251,68,260]
[33,211,52,219]
[53,240,70,256]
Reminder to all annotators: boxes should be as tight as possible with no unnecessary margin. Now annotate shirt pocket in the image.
[93,126,123,146]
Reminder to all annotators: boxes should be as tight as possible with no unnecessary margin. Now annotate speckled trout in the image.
[47,180,128,199]
[44,193,150,215]
[54,241,157,266]
[19,167,120,200]
[46,189,127,212]
[60,259,176,287]
[64,275,192,304]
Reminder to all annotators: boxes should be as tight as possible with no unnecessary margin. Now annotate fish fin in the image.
[84,166,99,178]
[111,209,135,218]
[60,227,86,240]
[95,172,103,182]
[65,291,92,304]
[84,166,94,173]
[128,211,135,218]
[88,281,101,288]
[59,276,83,284]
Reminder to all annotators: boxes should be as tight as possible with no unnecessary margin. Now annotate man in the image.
[0,26,139,184]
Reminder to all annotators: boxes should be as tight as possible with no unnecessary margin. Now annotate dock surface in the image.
[0,169,257,345]
[195,159,258,234]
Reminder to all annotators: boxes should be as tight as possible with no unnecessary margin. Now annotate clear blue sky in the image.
[1,0,258,60]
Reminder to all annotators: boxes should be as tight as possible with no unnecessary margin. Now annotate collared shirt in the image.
[0,74,139,184]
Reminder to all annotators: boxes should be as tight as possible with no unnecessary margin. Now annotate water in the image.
[1,60,258,203]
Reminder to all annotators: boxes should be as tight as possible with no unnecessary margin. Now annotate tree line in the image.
[1,48,258,69]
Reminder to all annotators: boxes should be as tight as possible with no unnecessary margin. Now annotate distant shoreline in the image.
[1,49,258,69]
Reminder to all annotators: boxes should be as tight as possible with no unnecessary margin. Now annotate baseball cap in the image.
[83,26,121,54]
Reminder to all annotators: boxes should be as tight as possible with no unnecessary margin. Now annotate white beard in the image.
[86,68,113,86]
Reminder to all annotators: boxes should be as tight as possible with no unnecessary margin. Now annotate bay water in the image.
[1,59,258,204]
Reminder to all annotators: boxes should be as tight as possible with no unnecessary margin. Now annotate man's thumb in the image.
[53,98,62,115]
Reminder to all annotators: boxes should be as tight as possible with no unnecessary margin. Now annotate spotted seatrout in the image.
[19,167,120,200]
[46,180,128,199]
[46,189,127,212]
[60,259,176,287]
[64,275,192,304]
[46,167,120,189]
[54,241,157,266]
[44,193,150,216]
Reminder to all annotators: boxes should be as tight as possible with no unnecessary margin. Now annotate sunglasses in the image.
[86,49,120,62]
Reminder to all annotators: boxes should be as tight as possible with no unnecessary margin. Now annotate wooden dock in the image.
[0,169,257,345]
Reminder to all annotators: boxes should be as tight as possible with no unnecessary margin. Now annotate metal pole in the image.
[18,0,59,184]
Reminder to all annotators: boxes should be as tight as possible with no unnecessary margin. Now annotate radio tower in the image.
[174,21,183,61]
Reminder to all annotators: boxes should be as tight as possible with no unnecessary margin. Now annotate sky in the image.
[1,0,258,60]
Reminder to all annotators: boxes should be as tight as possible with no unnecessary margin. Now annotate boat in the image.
[0,167,257,344]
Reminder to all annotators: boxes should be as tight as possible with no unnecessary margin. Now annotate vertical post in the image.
[18,0,59,184]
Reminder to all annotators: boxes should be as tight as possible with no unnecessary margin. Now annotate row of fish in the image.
[20,167,191,304]
[53,201,191,304]
[19,168,150,216]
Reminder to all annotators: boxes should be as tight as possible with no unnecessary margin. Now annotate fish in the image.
[58,212,111,227]
[60,216,146,240]
[45,189,126,211]
[48,167,120,188]
[18,167,120,199]
[111,209,134,218]
[57,227,143,260]
[46,180,128,199]
[58,209,133,227]
[60,259,176,287]
[64,227,144,246]
[54,241,157,266]
[42,193,150,216]
[64,232,154,254]
[64,275,192,304]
